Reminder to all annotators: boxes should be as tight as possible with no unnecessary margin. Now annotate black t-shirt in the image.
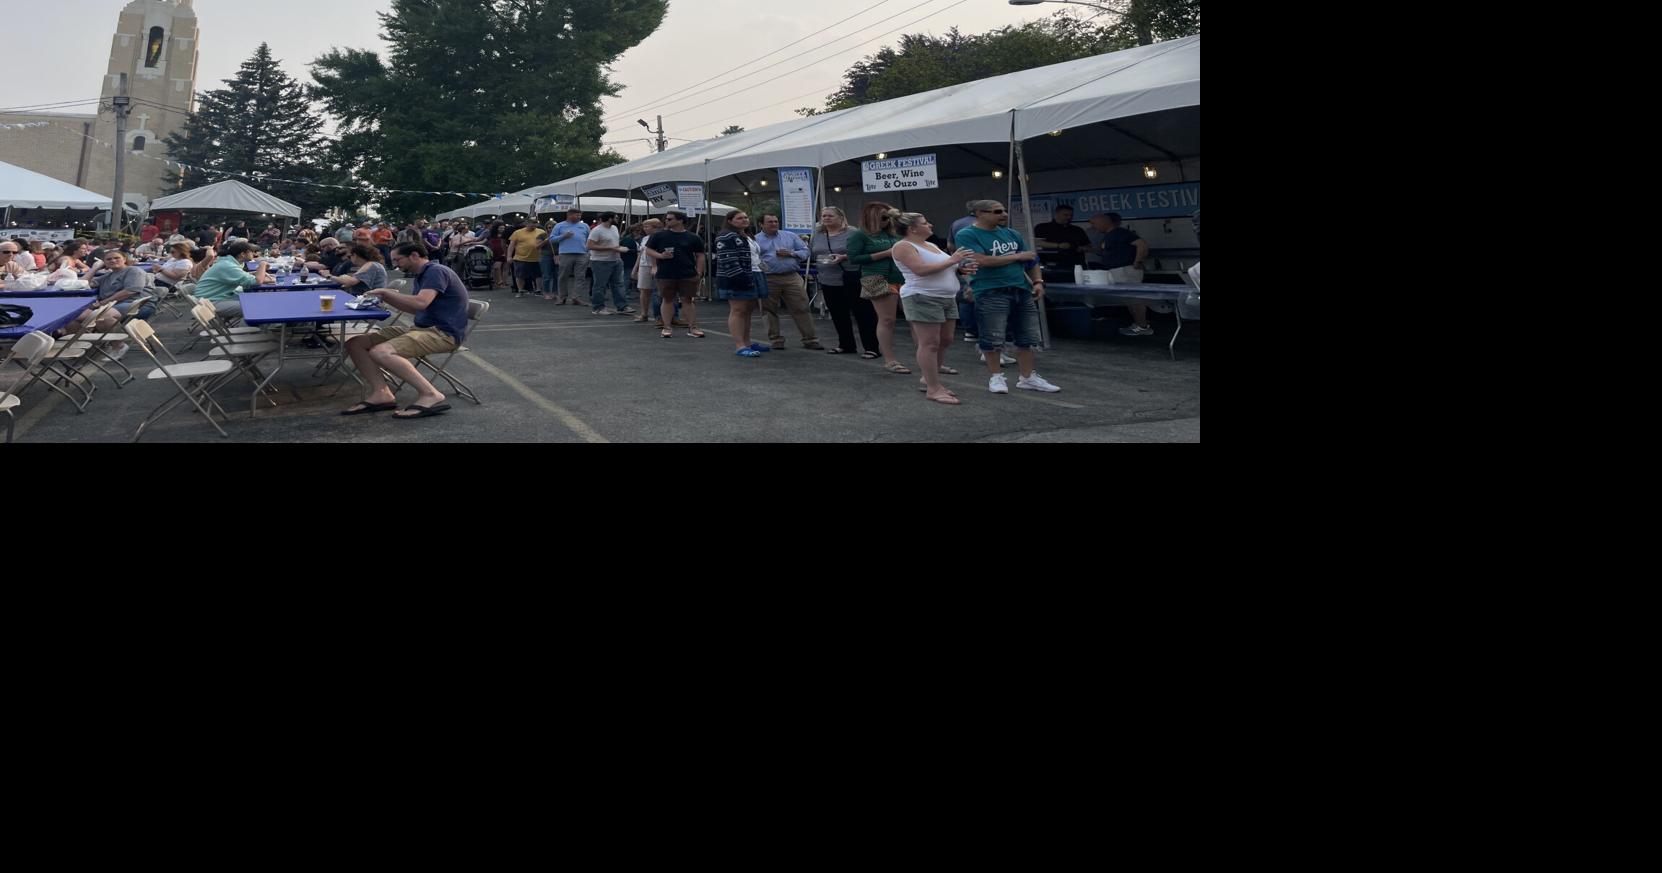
[320,250,348,273]
[1034,221,1092,267]
[1095,227,1142,269]
[646,230,704,280]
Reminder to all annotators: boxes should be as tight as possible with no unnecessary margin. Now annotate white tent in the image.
[548,36,1199,196]
[435,193,737,222]
[0,159,111,210]
[148,179,302,219]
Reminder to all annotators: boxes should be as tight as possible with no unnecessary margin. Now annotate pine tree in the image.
[163,43,356,217]
[311,0,668,221]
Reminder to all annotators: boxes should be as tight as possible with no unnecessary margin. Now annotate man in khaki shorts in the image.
[341,242,473,420]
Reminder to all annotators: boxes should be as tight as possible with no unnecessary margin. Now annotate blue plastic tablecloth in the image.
[7,288,97,299]
[240,290,392,327]
[0,295,95,340]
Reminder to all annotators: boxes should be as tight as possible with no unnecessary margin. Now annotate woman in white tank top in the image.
[889,210,977,405]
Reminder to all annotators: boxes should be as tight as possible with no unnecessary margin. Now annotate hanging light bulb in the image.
[1049,130,1063,137]
[833,186,842,193]
[992,170,1004,179]
[876,153,887,160]
[1143,164,1159,180]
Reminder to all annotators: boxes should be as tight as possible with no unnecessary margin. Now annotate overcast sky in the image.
[5,0,1059,160]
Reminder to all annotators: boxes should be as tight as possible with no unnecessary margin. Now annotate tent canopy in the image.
[551,36,1199,196]
[0,159,112,210]
[436,193,737,222]
[148,179,302,219]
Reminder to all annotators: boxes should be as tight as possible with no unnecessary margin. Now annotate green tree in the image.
[807,3,1199,114]
[310,0,668,220]
[720,125,746,137]
[163,43,357,217]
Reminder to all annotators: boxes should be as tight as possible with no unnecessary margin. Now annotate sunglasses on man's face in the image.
[979,209,1007,215]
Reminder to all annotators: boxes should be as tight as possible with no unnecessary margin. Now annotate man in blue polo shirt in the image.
[553,208,591,306]
[341,242,472,420]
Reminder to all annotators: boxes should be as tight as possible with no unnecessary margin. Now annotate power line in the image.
[658,0,973,124]
[0,98,106,114]
[681,85,845,137]
[603,0,897,123]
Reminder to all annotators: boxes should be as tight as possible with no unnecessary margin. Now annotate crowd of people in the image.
[1,196,1202,415]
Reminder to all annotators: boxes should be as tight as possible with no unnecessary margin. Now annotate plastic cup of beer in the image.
[319,294,337,313]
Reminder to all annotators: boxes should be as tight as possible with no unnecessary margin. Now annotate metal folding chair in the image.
[382,300,490,405]
[126,319,239,442]
[190,302,281,407]
[1,331,54,443]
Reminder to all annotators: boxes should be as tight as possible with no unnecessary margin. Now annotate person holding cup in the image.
[810,206,880,357]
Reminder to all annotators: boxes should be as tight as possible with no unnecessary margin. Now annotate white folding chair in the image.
[127,319,239,441]
[382,300,489,406]
[2,331,54,443]
[190,302,280,407]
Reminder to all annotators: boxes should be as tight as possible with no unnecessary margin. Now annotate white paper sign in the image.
[779,168,816,234]
[2,227,74,243]
[862,154,938,193]
[642,184,677,209]
[676,184,706,213]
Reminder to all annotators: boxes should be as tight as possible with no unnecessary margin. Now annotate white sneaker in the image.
[978,350,1018,366]
[105,341,130,361]
[1017,373,1061,393]
[989,373,1009,394]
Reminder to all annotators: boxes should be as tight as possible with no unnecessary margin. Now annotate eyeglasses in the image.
[979,209,1007,214]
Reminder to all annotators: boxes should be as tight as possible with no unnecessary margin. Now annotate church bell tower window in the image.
[146,27,164,68]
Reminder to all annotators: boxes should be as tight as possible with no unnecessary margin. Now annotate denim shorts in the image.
[718,272,766,301]
[974,286,1041,351]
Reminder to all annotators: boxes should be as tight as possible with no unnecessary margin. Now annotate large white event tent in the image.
[546,35,1199,234]
[435,193,737,222]
[1,159,120,228]
[148,179,302,219]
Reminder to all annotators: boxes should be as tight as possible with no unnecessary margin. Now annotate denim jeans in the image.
[589,260,629,310]
[974,287,1042,351]
[115,300,157,321]
[539,252,556,295]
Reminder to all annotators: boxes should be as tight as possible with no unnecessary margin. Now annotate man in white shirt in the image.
[585,213,634,315]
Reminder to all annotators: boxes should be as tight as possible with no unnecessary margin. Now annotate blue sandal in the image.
[737,348,763,358]
[746,343,772,353]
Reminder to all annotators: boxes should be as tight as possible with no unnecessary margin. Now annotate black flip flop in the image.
[394,404,452,420]
[342,402,398,416]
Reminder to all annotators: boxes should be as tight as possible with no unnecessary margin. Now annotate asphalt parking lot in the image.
[4,289,1200,443]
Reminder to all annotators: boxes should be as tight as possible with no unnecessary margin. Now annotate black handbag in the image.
[0,303,34,327]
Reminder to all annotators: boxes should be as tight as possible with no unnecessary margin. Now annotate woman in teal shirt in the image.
[845,201,909,374]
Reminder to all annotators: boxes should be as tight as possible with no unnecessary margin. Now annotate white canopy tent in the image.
[148,179,302,219]
[0,159,112,210]
[435,193,737,222]
[548,36,1199,201]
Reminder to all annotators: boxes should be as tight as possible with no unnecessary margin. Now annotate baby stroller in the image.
[462,244,494,290]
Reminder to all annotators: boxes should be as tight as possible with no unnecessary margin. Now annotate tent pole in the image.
[1015,139,1052,352]
[703,160,712,301]
[1007,111,1017,207]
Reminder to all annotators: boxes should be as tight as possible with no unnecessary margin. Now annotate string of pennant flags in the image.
[5,121,517,201]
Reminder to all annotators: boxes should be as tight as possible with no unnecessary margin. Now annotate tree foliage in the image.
[808,2,1199,114]
[163,44,357,217]
[310,0,668,221]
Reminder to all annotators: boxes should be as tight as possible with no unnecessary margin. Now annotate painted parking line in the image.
[457,350,609,443]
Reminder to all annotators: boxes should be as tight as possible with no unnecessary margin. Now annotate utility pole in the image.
[637,116,668,153]
[111,73,131,234]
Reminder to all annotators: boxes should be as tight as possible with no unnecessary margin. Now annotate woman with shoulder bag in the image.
[846,201,909,374]
[811,206,881,358]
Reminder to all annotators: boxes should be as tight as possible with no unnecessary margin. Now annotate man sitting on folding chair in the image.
[341,242,471,420]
